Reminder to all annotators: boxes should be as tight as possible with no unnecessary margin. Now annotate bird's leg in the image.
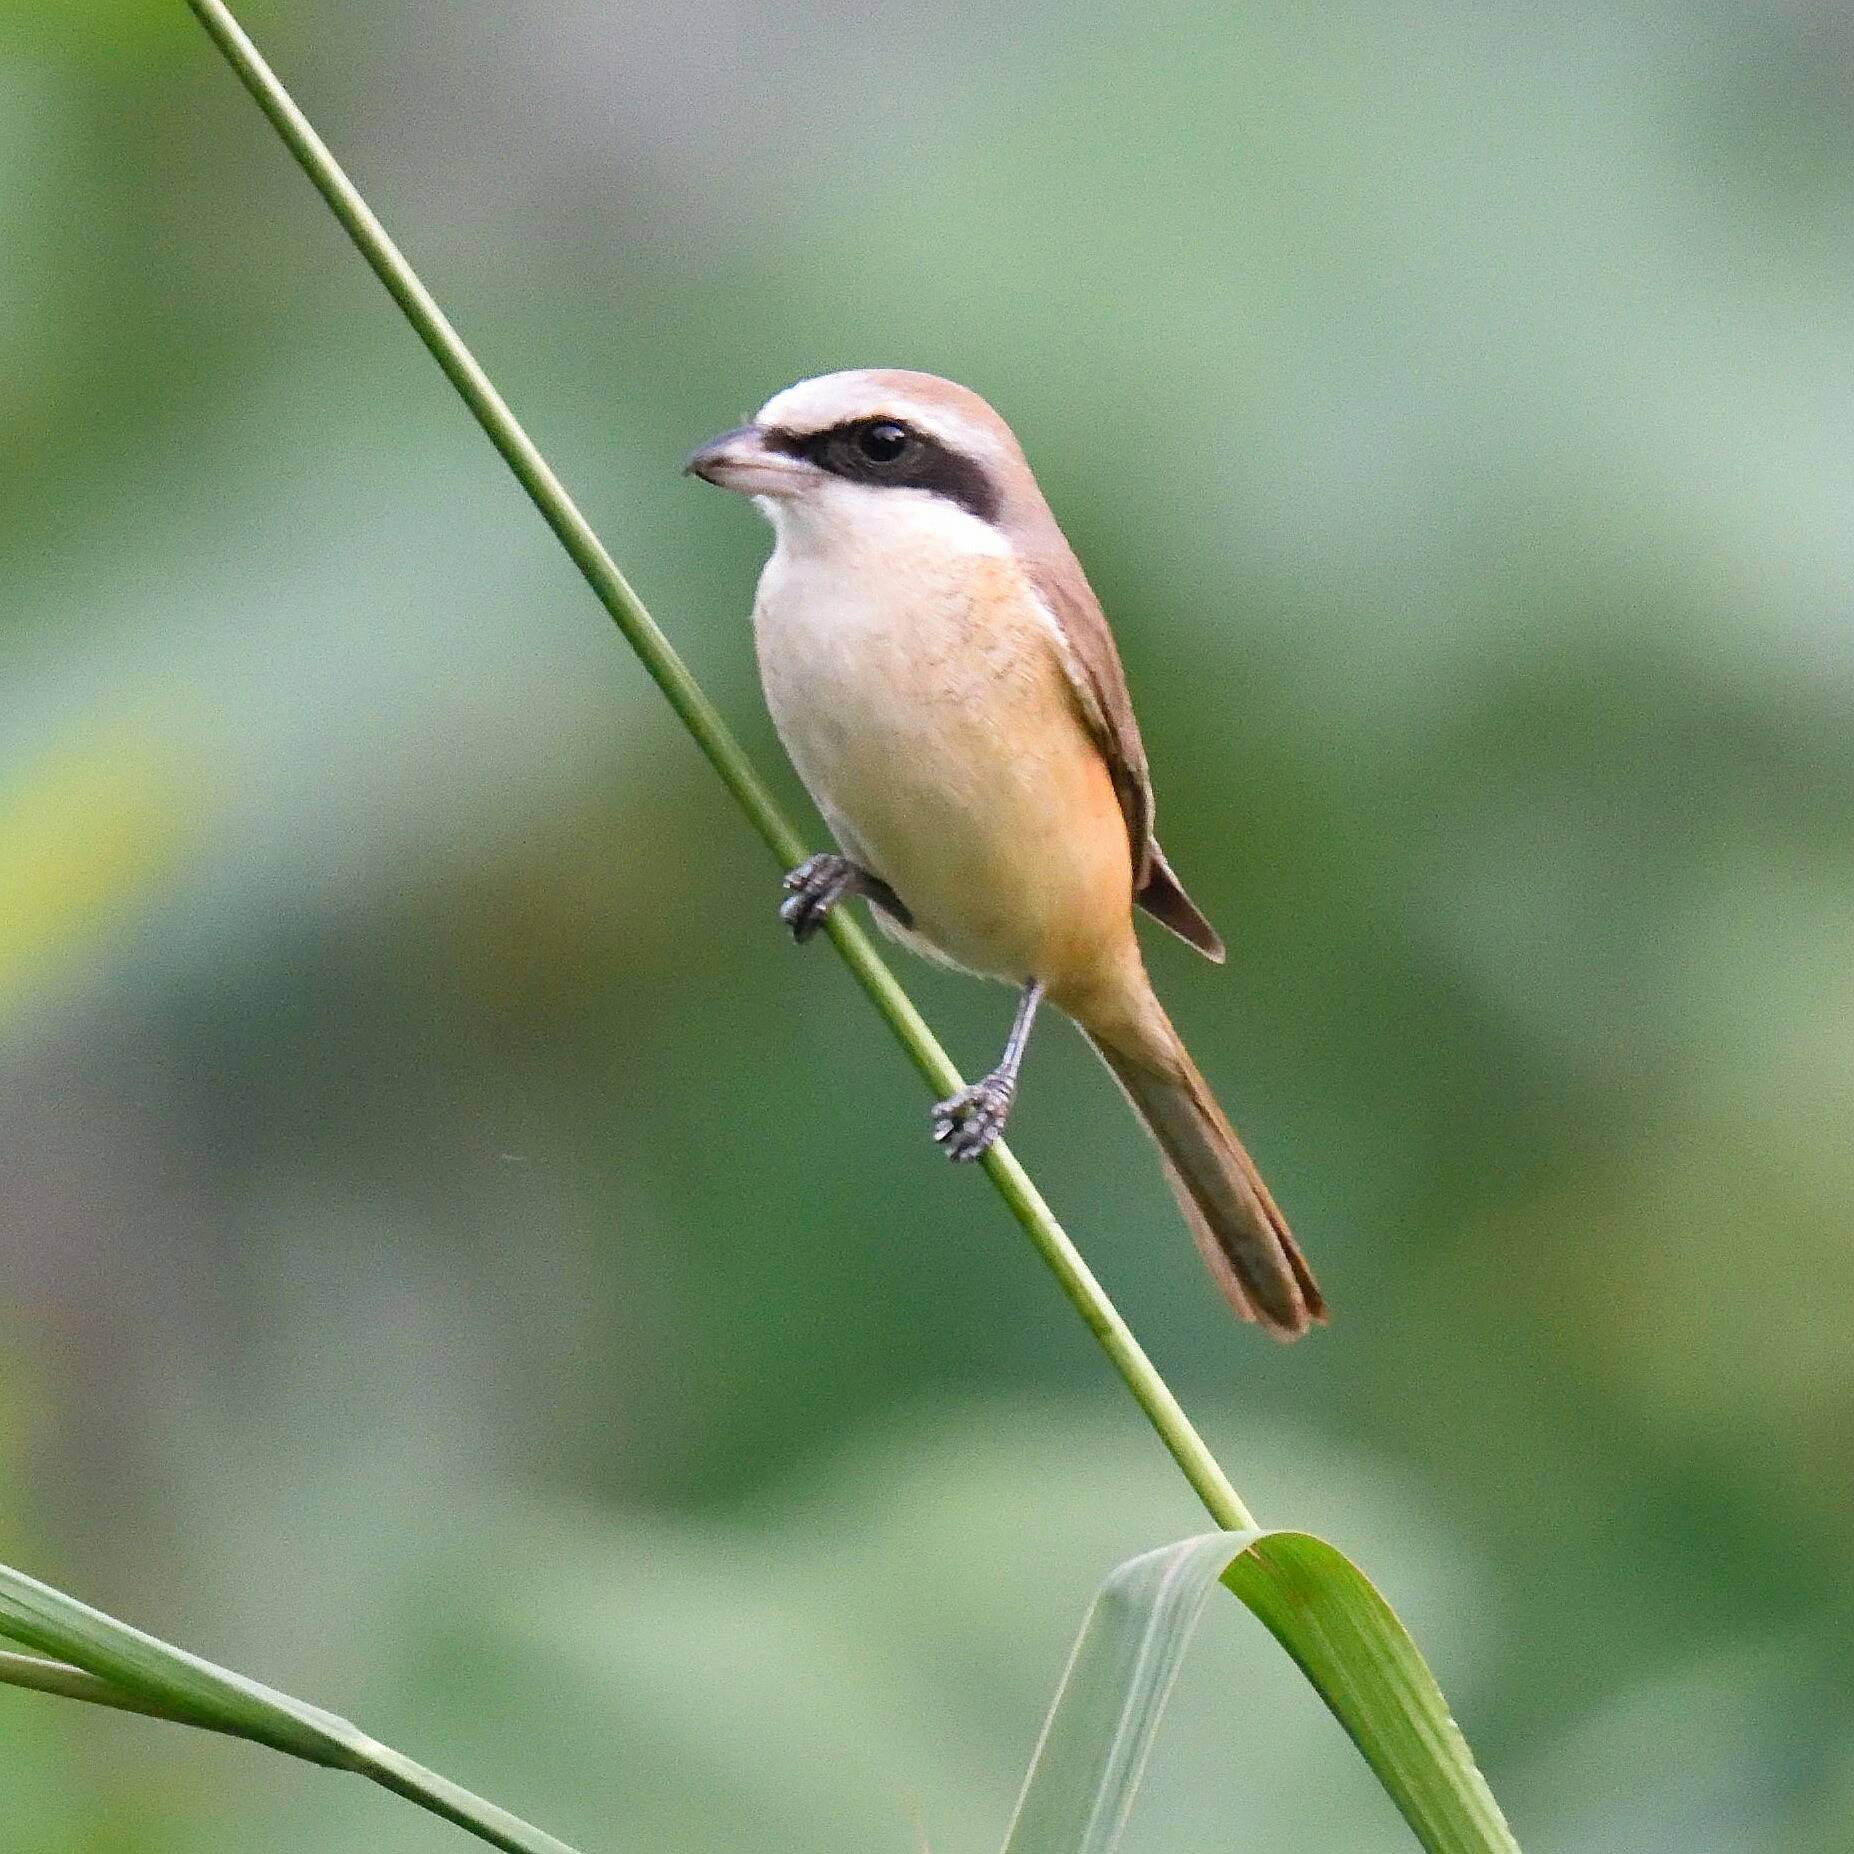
[931,979,1045,1163]
[778,853,908,942]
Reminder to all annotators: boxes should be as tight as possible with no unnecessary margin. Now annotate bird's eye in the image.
[855,420,911,463]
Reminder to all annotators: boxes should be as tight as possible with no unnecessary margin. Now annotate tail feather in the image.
[1089,1021,1325,1341]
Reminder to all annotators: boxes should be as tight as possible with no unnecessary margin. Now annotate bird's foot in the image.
[778,853,855,942]
[931,1070,1016,1162]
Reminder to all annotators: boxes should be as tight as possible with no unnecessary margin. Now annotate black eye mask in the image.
[761,418,1001,525]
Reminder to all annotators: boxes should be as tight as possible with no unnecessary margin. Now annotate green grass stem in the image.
[179,0,1255,1536]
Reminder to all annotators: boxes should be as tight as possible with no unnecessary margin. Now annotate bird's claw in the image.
[778,853,852,942]
[931,1072,1015,1162]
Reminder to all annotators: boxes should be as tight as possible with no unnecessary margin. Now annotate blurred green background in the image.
[2,1,1851,1848]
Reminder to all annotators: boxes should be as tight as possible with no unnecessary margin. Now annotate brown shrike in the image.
[687,370,1325,1339]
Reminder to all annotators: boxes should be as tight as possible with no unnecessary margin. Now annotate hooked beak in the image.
[684,425,815,498]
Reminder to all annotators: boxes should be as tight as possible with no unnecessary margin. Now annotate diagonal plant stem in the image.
[0,1645,575,1854]
[0,1558,589,1854]
[182,0,1255,1536]
[0,1650,215,1726]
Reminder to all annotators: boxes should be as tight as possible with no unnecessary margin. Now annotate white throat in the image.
[756,480,1009,568]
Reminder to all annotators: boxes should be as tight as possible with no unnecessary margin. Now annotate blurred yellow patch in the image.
[0,732,196,1016]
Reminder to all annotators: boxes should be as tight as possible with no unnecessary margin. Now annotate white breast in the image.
[753,484,1014,818]
[749,482,1130,982]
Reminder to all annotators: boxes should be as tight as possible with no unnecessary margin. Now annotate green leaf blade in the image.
[1227,1533,1516,1854]
[1006,1531,1520,1854]
[0,1559,587,1854]
[0,1559,356,1764]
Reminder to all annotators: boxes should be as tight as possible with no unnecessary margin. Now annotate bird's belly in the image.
[755,559,1132,984]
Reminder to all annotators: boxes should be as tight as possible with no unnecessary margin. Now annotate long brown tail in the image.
[1081,986,1325,1340]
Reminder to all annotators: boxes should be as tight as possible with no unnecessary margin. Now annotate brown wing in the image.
[1021,545,1225,962]
[1139,843,1226,963]
[1021,544,1154,875]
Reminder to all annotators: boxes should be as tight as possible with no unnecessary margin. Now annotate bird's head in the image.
[686,369,1045,552]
